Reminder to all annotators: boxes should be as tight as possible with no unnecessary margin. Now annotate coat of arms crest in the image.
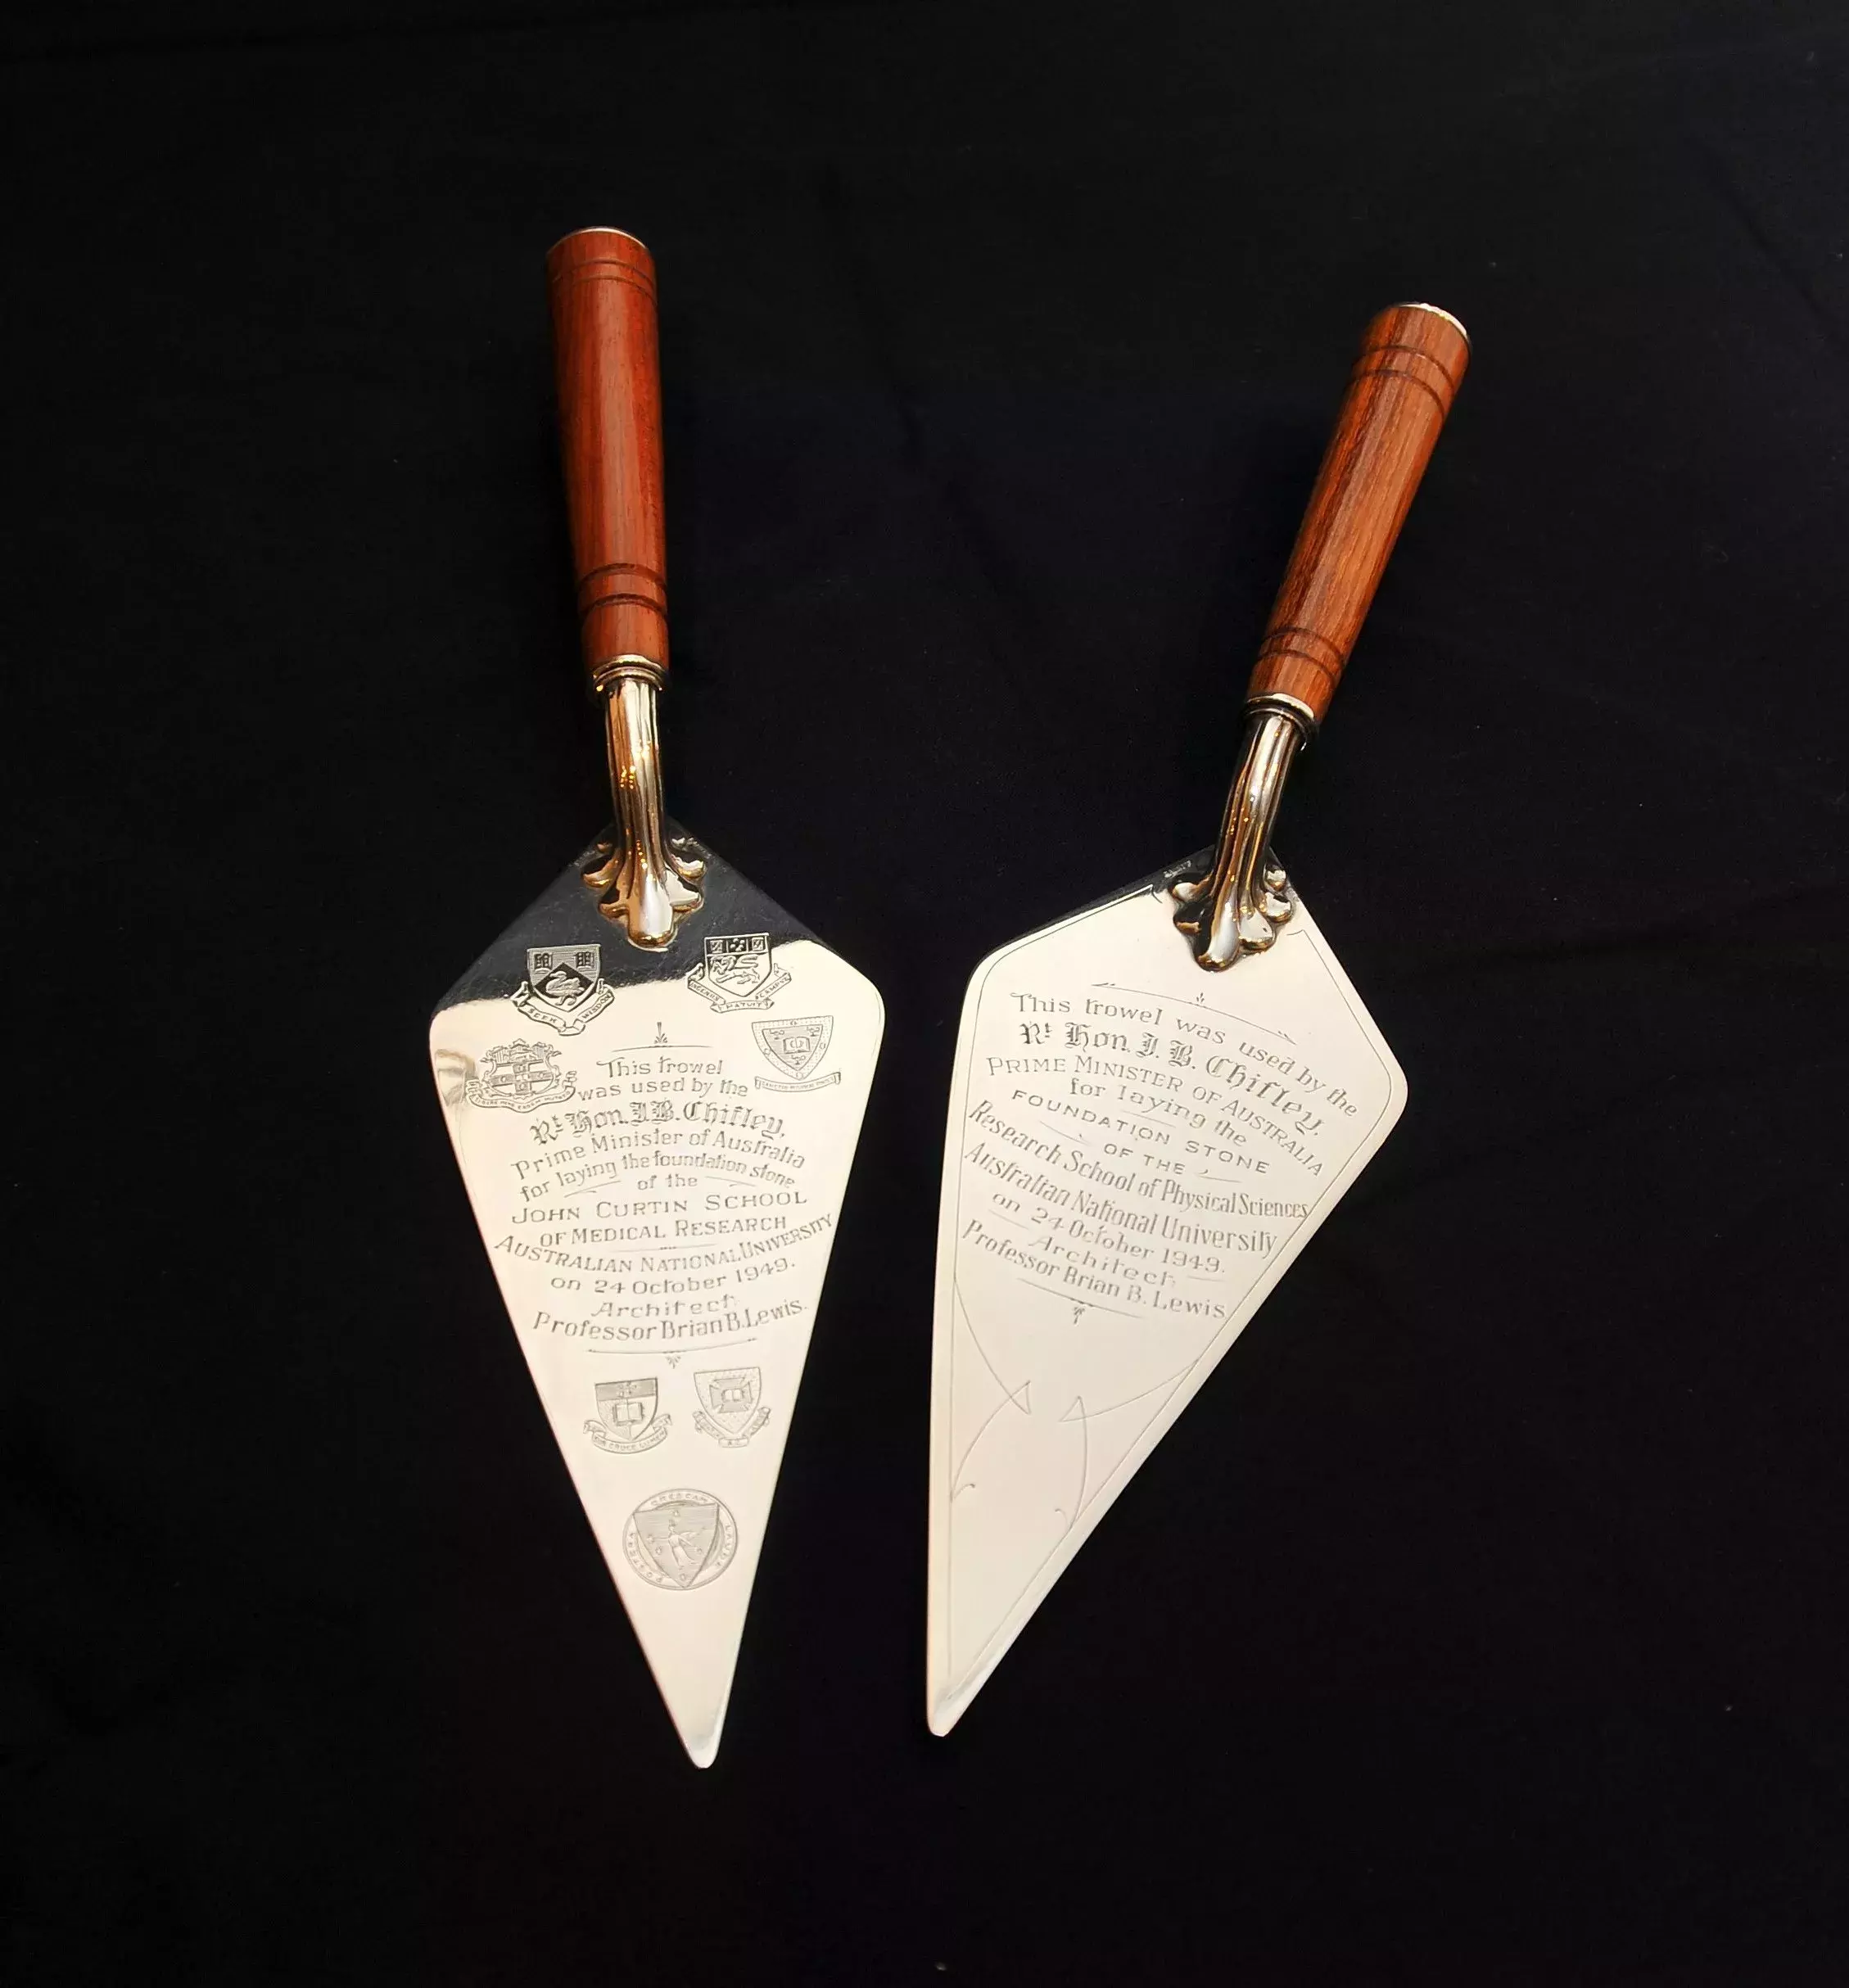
[685,933,790,1013]
[693,1367,770,1447]
[464,1039,575,1113]
[623,1489,739,1591]
[585,1376,670,1453]
[750,1015,840,1091]
[514,944,614,1035]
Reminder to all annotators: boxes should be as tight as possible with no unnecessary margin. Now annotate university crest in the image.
[514,944,614,1035]
[751,1014,840,1092]
[623,1489,739,1591]
[585,1377,670,1453]
[464,1040,575,1113]
[685,932,790,1014]
[693,1367,770,1447]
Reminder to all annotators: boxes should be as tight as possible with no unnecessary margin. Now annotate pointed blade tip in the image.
[926,1671,976,1737]
[663,1691,728,1769]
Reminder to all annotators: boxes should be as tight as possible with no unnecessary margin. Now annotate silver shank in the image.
[584,667,705,947]
[1171,707,1304,969]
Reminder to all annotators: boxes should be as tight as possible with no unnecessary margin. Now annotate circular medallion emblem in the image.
[623,1489,739,1592]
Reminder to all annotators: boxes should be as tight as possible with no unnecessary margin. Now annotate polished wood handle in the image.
[1248,302,1468,726]
[546,227,668,691]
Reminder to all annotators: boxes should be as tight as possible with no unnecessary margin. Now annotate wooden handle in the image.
[1248,302,1468,726]
[546,228,668,690]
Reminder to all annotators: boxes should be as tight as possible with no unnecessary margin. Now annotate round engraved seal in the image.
[622,1489,739,1592]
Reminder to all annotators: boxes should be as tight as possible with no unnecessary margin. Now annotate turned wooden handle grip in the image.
[546,228,668,690]
[1249,302,1468,725]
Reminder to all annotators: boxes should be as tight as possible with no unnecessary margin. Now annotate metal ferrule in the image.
[1245,689,1320,736]
[1171,704,1305,969]
[581,666,705,947]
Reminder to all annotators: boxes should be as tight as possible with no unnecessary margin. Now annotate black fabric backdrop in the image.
[8,2,1849,1981]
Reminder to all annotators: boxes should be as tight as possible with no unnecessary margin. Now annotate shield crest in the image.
[465,1039,574,1113]
[585,1376,670,1452]
[626,1491,735,1590]
[515,943,613,1034]
[598,1377,658,1435]
[685,932,792,1013]
[693,1366,770,1446]
[705,933,771,996]
[752,1016,833,1081]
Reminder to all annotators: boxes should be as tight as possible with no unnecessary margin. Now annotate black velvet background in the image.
[8,2,1849,1981]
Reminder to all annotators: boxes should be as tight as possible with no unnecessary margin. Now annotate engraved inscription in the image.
[474,1031,825,1346]
[961,982,1366,1317]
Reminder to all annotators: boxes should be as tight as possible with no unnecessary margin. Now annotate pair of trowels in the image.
[927,303,1469,1733]
[430,229,883,1767]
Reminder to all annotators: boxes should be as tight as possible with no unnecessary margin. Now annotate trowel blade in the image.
[927,856,1402,1736]
[433,827,882,1764]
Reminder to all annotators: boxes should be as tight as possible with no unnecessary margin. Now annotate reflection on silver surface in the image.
[584,671,706,947]
[1172,706,1303,969]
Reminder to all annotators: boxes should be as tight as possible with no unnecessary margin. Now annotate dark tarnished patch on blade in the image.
[434,820,814,1014]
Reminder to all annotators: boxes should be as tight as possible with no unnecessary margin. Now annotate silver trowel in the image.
[431,228,883,1766]
[927,303,1468,1734]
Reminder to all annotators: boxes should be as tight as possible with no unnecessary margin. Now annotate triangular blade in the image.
[432,827,882,1766]
[927,856,1403,1735]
